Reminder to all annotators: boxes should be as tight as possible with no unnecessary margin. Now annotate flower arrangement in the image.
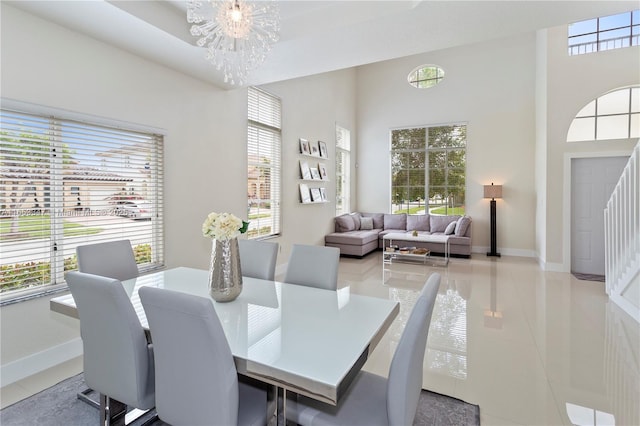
[202,212,249,241]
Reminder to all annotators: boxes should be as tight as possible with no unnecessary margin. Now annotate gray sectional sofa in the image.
[325,212,472,257]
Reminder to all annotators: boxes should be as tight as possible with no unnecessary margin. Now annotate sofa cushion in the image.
[360,217,374,230]
[407,214,430,231]
[325,230,380,246]
[455,216,472,236]
[384,213,407,230]
[430,214,460,233]
[335,214,356,232]
[360,213,384,229]
[444,221,456,235]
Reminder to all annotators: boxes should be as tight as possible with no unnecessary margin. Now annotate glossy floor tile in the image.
[2,253,638,426]
[344,253,639,426]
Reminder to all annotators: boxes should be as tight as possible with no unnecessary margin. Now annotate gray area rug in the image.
[572,272,605,282]
[1,374,480,425]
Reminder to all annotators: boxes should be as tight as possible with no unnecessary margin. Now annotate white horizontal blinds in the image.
[0,108,164,299]
[1,111,55,295]
[248,87,281,239]
[335,125,351,215]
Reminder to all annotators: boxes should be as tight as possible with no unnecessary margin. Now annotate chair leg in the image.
[100,394,127,426]
[77,386,100,409]
[99,394,158,426]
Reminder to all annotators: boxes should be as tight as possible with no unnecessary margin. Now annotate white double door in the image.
[571,156,628,275]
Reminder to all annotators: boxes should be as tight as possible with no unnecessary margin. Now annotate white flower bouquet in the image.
[202,212,250,241]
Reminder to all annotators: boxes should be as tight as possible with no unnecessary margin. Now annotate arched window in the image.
[567,86,639,142]
[407,65,445,89]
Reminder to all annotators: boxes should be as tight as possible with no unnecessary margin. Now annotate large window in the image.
[391,125,466,216]
[568,10,639,55]
[567,86,639,142]
[247,87,281,239]
[335,125,351,215]
[0,106,164,302]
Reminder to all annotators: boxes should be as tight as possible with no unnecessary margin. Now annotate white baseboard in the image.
[1,338,82,387]
[471,246,536,258]
[536,257,566,272]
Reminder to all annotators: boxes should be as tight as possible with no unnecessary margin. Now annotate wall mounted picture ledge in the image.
[484,182,503,257]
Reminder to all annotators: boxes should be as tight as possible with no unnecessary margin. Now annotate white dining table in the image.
[50,267,400,409]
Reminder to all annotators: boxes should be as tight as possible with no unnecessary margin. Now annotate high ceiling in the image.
[7,1,638,89]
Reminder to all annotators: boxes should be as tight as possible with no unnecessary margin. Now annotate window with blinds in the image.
[247,87,281,239]
[335,125,351,215]
[0,108,164,303]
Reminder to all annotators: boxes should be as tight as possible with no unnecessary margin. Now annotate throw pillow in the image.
[360,217,374,230]
[350,213,362,230]
[430,215,461,233]
[444,221,456,235]
[455,216,472,236]
[335,214,356,232]
[361,213,384,229]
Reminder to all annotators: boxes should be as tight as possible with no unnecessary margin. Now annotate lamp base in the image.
[487,252,501,257]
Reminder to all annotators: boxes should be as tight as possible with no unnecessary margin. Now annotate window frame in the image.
[567,86,639,142]
[390,124,467,216]
[407,65,445,89]
[335,125,351,215]
[568,10,639,55]
[247,87,282,240]
[0,100,165,304]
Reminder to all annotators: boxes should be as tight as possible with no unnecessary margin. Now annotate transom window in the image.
[567,86,639,142]
[391,124,466,216]
[247,87,281,239]
[568,10,639,55]
[407,65,445,89]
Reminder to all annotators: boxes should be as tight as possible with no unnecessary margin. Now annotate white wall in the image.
[356,34,537,255]
[535,30,549,265]
[260,70,358,263]
[542,25,639,270]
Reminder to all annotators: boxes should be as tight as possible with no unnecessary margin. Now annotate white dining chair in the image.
[65,272,156,426]
[76,239,139,282]
[287,272,441,426]
[283,244,340,291]
[238,239,279,281]
[139,286,268,426]
[74,239,139,408]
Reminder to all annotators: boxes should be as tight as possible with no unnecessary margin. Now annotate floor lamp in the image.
[484,182,502,257]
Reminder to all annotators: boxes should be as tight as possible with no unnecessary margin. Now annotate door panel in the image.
[571,157,627,275]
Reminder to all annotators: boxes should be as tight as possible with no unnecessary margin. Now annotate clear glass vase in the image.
[208,237,243,302]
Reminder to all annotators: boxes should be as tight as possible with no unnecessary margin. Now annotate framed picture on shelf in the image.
[310,167,321,180]
[310,142,320,157]
[310,187,322,202]
[318,163,328,180]
[319,187,327,201]
[299,184,311,203]
[299,161,312,180]
[299,138,311,155]
[318,140,328,158]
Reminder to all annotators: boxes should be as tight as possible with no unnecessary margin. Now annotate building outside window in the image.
[247,87,281,239]
[0,107,164,302]
[335,125,351,215]
[391,124,466,216]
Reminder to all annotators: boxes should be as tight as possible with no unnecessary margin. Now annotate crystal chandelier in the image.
[187,0,280,86]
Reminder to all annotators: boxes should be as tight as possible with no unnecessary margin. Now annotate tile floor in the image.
[1,253,639,425]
